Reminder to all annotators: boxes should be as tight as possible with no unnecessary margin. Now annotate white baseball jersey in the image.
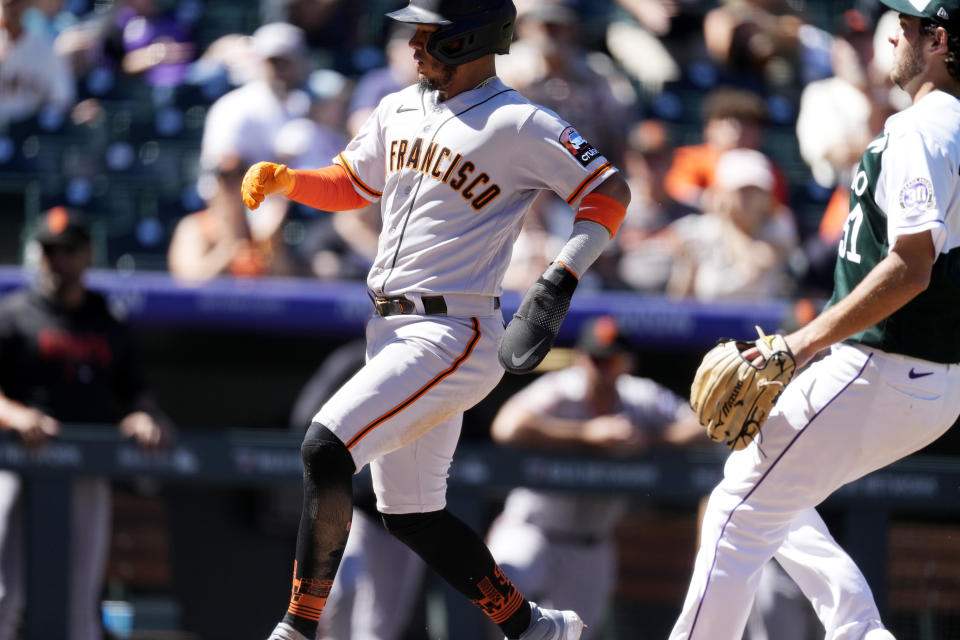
[334,78,618,297]
[828,89,960,362]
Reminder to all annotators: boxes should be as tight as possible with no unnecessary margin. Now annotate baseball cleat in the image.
[513,602,585,640]
[266,622,310,640]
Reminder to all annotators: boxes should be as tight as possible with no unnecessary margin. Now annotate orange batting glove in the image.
[241,161,296,210]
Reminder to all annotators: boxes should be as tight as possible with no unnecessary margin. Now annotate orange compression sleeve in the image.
[287,165,372,211]
[574,192,627,237]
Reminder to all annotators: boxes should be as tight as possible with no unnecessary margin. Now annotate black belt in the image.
[370,294,499,317]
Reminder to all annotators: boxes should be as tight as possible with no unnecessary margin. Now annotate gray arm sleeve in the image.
[553,219,611,278]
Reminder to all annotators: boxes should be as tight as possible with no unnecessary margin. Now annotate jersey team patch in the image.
[899,177,936,211]
[559,127,600,167]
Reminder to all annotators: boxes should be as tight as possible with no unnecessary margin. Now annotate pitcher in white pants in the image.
[672,345,960,639]
[671,3,960,636]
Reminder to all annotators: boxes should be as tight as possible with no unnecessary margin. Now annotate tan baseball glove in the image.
[690,327,796,450]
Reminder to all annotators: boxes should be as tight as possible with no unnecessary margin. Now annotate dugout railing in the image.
[7,427,960,640]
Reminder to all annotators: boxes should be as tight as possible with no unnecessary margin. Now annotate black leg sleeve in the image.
[281,423,356,638]
[382,509,532,638]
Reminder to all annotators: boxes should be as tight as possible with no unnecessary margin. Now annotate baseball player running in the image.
[670,1,960,638]
[239,1,631,639]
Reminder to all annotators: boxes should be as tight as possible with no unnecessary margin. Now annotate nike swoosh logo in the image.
[396,106,418,113]
[908,368,934,379]
[510,338,547,368]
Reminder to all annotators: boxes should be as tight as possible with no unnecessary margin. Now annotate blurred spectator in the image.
[51,0,198,83]
[302,201,380,281]
[664,86,790,209]
[796,12,878,191]
[273,71,351,170]
[0,0,76,125]
[604,0,707,94]
[51,3,113,76]
[0,207,173,640]
[113,0,198,87]
[621,120,697,236]
[664,148,798,300]
[306,68,351,137]
[796,9,906,297]
[182,31,257,88]
[168,155,300,281]
[345,22,417,137]
[198,21,313,180]
[486,316,703,639]
[617,120,700,293]
[21,0,78,38]
[272,78,382,282]
[260,0,364,54]
[501,0,636,165]
[867,9,913,112]
[702,0,834,89]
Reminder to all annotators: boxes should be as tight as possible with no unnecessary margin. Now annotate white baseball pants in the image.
[316,308,505,514]
[670,342,960,640]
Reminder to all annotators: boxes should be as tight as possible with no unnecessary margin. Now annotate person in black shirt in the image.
[0,207,173,640]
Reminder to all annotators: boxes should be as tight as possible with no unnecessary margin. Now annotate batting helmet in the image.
[386,0,516,66]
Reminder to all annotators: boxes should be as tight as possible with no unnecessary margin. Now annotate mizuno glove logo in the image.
[510,338,547,368]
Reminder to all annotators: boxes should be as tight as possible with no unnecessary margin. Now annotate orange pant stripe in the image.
[345,317,481,450]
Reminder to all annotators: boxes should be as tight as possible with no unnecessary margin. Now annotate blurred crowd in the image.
[0,2,939,638]
[0,0,914,302]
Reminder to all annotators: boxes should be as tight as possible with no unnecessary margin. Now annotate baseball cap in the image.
[714,149,775,192]
[251,22,307,60]
[34,207,90,247]
[575,316,632,359]
[879,0,960,27]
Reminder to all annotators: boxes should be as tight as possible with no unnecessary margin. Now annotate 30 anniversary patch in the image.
[899,177,936,211]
